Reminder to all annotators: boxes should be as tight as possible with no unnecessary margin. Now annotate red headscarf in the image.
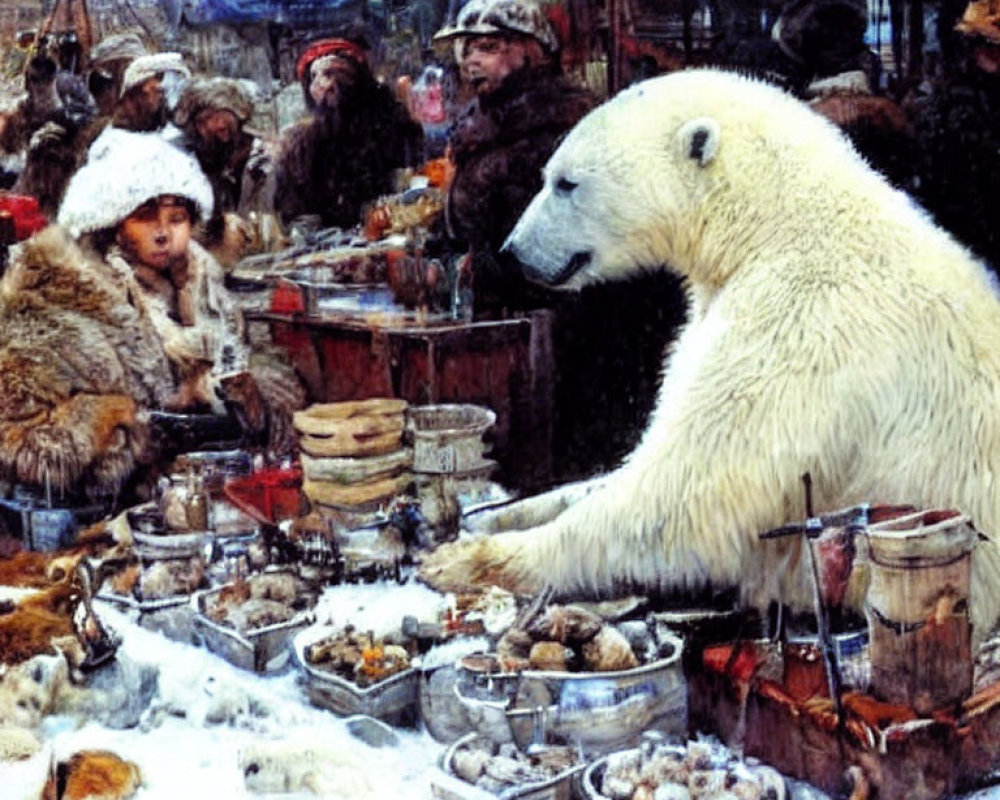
[296,38,368,83]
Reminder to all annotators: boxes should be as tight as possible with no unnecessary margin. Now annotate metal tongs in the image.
[759,499,912,542]
[756,476,906,736]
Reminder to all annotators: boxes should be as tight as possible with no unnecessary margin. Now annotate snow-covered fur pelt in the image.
[0,728,51,800]
[0,654,73,728]
[0,226,176,493]
[58,128,212,237]
[238,738,376,797]
[422,68,1000,639]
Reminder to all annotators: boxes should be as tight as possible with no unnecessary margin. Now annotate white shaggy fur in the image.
[239,739,376,797]
[0,734,51,800]
[422,69,1000,637]
[0,655,72,729]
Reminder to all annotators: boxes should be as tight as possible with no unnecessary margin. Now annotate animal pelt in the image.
[421,69,1000,640]
[48,749,142,800]
[0,724,42,759]
[0,579,85,668]
[247,350,308,457]
[0,552,63,589]
[1,727,51,800]
[238,739,376,797]
[0,226,176,494]
[0,654,72,728]
[0,533,119,589]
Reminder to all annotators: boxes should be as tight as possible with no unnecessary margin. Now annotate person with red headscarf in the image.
[272,37,424,230]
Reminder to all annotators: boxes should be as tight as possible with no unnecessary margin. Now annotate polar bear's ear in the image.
[677,117,720,167]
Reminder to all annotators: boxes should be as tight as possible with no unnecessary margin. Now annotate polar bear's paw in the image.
[417,533,541,596]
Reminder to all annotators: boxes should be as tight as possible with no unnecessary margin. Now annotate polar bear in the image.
[420,68,1000,636]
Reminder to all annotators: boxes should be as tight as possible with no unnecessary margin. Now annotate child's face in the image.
[117,195,192,271]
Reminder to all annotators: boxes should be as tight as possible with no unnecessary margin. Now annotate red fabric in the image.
[296,38,367,83]
[702,642,760,683]
[0,192,47,241]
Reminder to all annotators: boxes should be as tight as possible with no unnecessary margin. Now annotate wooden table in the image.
[248,310,555,492]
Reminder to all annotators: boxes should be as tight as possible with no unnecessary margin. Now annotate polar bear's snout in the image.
[506,238,593,287]
[503,212,594,287]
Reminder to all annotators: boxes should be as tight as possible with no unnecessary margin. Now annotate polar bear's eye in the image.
[554,177,578,196]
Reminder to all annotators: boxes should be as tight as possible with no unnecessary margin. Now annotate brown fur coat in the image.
[0,226,305,495]
[0,226,178,494]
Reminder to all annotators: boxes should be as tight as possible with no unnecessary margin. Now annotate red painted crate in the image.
[223,466,306,525]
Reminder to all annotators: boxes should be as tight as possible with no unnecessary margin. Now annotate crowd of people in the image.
[0,0,998,504]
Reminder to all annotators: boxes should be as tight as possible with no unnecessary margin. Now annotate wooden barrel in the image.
[865,509,977,713]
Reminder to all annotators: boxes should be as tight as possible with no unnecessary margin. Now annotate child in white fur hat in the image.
[0,130,303,500]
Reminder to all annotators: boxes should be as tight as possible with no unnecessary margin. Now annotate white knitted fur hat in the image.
[119,51,190,96]
[58,128,214,236]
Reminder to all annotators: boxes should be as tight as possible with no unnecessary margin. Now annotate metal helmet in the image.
[433,0,559,54]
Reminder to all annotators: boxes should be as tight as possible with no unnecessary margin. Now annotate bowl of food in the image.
[293,624,421,726]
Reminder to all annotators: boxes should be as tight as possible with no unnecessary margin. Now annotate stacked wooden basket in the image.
[293,398,413,514]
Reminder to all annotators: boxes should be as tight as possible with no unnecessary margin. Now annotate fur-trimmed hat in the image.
[58,129,213,236]
[172,76,258,127]
[120,52,190,96]
[90,32,148,67]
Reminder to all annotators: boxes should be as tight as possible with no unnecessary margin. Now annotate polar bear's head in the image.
[504,68,872,290]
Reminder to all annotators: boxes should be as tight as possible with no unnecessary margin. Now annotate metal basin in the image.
[192,587,313,673]
[431,732,584,800]
[506,630,686,756]
[292,627,421,726]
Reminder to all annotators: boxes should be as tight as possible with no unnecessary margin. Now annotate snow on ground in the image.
[4,582,460,800]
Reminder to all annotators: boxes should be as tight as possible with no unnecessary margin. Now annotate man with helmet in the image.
[433,0,594,312]
[272,37,424,230]
[435,0,687,484]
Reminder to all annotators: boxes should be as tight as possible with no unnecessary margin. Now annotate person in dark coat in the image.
[434,0,596,313]
[0,51,96,215]
[904,0,1000,275]
[169,76,263,266]
[272,38,424,230]
[434,0,686,485]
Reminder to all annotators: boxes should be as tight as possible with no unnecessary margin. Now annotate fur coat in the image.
[0,226,305,496]
[0,226,176,494]
[446,65,595,254]
[445,65,595,312]
[272,79,424,229]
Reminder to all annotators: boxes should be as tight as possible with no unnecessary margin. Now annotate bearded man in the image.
[272,37,423,230]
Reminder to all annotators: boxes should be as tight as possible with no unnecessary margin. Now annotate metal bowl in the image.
[506,630,687,757]
[453,652,523,745]
[292,627,421,726]
[431,732,584,800]
[192,587,313,673]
